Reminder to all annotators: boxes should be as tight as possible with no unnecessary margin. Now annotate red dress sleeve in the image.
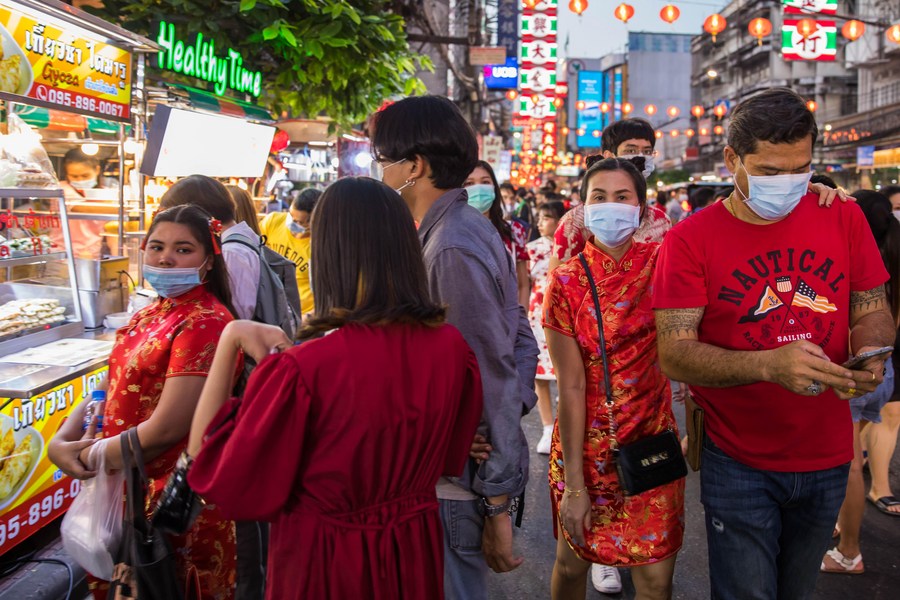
[552,209,586,264]
[443,345,484,476]
[188,351,310,521]
[512,221,529,263]
[166,314,230,377]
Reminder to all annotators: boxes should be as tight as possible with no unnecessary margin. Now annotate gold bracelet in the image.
[564,486,587,497]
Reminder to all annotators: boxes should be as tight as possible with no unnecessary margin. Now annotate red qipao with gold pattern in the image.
[90,285,237,600]
[542,240,684,566]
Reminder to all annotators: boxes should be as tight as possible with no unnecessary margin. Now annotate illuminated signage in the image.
[155,21,262,97]
[576,70,604,149]
[484,58,518,89]
[517,0,558,120]
[782,19,837,61]
[782,0,837,15]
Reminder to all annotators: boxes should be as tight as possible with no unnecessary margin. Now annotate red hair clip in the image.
[209,218,223,254]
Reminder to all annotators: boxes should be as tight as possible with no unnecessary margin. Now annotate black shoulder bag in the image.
[578,253,687,496]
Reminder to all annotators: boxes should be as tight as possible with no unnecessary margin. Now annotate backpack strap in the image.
[222,233,264,255]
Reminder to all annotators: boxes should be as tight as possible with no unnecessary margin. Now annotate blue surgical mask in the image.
[735,160,812,221]
[142,264,204,298]
[465,184,496,213]
[584,203,640,248]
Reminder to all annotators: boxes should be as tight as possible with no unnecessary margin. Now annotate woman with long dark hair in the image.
[184,177,483,599]
[464,160,531,308]
[49,204,238,599]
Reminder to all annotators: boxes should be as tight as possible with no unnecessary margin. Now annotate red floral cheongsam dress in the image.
[91,285,237,600]
[526,235,554,379]
[504,219,530,265]
[543,240,684,566]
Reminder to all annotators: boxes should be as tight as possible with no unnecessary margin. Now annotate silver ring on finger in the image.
[806,381,823,395]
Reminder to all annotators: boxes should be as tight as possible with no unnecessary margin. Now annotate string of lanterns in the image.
[564,2,900,46]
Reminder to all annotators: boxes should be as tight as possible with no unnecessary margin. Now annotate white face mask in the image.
[893,210,900,223]
[620,154,655,179]
[584,203,641,248]
[734,159,811,221]
[70,178,97,191]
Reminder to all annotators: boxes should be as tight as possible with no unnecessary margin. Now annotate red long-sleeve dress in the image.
[189,322,483,600]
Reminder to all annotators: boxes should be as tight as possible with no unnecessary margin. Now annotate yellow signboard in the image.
[0,366,108,555]
[0,2,132,121]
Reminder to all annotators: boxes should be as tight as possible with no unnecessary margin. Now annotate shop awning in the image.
[13,105,123,135]
[164,84,274,122]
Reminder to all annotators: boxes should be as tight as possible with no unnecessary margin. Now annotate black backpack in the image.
[222,233,301,339]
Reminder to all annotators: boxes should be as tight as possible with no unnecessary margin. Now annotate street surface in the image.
[488,397,900,599]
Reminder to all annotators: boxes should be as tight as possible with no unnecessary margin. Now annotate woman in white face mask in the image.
[463,160,531,309]
[545,157,684,600]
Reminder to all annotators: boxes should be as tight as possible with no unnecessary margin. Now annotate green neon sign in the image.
[156,21,262,98]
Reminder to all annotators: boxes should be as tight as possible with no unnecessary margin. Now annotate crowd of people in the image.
[46,87,900,600]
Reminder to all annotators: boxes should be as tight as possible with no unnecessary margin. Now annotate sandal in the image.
[821,548,864,574]
[867,494,900,517]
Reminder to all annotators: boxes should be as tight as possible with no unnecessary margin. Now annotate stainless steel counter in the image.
[0,329,116,398]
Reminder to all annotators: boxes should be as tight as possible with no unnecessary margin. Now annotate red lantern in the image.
[704,14,727,42]
[569,0,588,16]
[654,131,663,139]
[667,106,680,118]
[270,129,290,153]
[592,130,601,138]
[600,102,611,113]
[685,129,695,137]
[561,126,570,135]
[622,102,634,114]
[505,90,518,101]
[553,97,564,108]
[714,125,724,135]
[699,127,709,136]
[523,0,539,9]
[748,17,772,46]
[670,130,680,137]
[691,105,705,118]
[660,5,680,24]
[796,18,818,40]
[645,104,658,116]
[576,100,586,110]
[807,100,817,112]
[614,3,635,24]
[841,20,865,42]
[888,24,900,45]
[713,103,727,118]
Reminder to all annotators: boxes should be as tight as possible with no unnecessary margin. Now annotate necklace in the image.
[724,196,737,217]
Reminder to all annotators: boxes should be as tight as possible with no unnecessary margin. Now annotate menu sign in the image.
[0,2,132,121]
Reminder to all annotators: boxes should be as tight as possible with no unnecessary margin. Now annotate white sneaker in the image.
[591,564,622,594]
[536,425,552,454]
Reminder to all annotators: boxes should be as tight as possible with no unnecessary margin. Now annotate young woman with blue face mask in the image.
[545,158,684,600]
[48,205,238,600]
[464,160,531,308]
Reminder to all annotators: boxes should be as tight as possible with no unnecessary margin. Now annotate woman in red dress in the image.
[49,205,238,599]
[185,177,484,600]
[544,158,684,599]
[464,160,532,308]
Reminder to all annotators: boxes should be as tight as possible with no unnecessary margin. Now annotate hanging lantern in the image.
[807,100,817,112]
[713,103,727,118]
[796,18,818,40]
[699,127,709,136]
[841,20,865,42]
[622,102,634,114]
[576,100,586,110]
[691,105,705,118]
[670,130,680,137]
[569,0,588,16]
[578,128,587,136]
[667,106,680,118]
[614,3,635,24]
[660,5,680,25]
[553,97,564,108]
[888,24,900,45]
[685,129,696,137]
[748,17,772,46]
[561,126,570,135]
[645,104,658,116]
[592,130,601,138]
[530,94,541,105]
[523,0,539,9]
[655,131,663,139]
[600,102,611,113]
[505,90,518,101]
[704,14,727,42]
[713,125,724,135]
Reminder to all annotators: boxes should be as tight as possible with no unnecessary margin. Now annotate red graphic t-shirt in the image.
[653,195,888,472]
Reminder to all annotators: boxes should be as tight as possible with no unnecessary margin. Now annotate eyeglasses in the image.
[584,154,646,171]
[370,158,406,179]
[619,149,658,158]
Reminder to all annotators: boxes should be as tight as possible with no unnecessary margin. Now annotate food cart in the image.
[0,0,155,558]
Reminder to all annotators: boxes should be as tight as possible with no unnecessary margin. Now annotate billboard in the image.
[576,70,604,149]
[484,57,518,90]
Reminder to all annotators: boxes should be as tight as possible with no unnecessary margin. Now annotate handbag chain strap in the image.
[578,252,619,451]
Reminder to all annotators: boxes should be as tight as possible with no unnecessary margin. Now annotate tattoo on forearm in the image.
[655,308,704,340]
[850,286,887,313]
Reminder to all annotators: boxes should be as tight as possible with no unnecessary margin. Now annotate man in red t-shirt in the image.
[653,88,895,598]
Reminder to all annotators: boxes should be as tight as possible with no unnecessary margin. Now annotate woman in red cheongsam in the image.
[544,158,684,600]
[49,205,237,599]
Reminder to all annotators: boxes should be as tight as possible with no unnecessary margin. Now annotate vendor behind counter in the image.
[59,149,111,259]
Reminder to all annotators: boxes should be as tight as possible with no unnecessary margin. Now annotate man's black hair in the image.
[292,187,322,213]
[880,185,900,199]
[499,182,516,193]
[690,187,716,211]
[600,118,656,155]
[370,96,478,190]
[727,88,818,158]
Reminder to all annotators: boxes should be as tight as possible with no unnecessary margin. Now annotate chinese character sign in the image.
[518,0,558,120]
[782,19,837,61]
[497,0,519,58]
[782,0,838,15]
[0,3,132,120]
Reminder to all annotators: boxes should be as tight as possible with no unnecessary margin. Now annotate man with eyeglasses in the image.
[548,118,671,275]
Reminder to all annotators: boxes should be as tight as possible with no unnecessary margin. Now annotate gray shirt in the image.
[419,188,538,499]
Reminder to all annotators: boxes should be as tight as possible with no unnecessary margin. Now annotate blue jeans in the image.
[439,498,487,600]
[700,435,849,600]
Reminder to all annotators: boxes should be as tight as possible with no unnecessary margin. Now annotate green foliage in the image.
[648,168,692,187]
[88,0,432,128]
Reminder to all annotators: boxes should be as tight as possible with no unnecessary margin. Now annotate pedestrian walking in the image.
[370,95,538,600]
[653,88,895,599]
[186,177,484,600]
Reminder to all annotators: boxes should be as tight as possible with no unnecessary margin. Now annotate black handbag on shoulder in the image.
[110,428,185,600]
[578,253,687,496]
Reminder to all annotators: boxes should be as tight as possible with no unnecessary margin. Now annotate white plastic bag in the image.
[60,440,124,579]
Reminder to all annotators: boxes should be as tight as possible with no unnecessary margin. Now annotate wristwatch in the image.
[479,497,511,518]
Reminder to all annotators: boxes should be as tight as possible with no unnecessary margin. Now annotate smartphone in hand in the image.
[842,346,893,370]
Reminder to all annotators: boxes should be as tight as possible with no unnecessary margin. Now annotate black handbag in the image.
[578,253,687,496]
[109,428,185,600]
